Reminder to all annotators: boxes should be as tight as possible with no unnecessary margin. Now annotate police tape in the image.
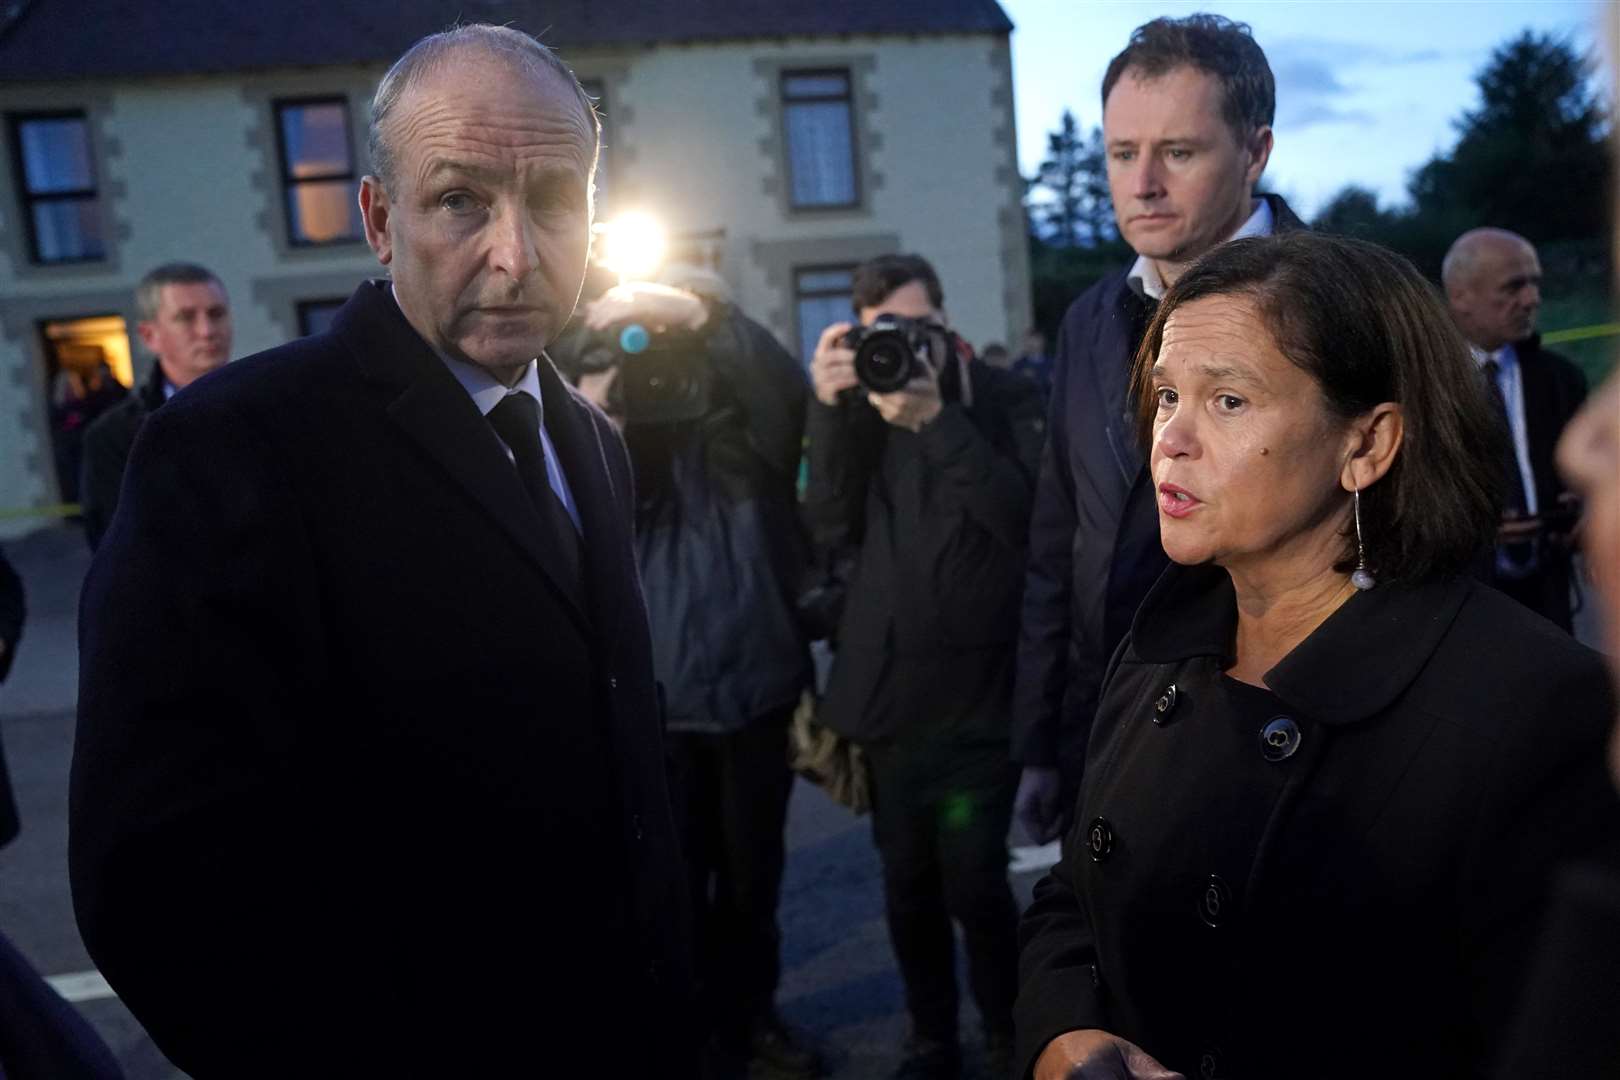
[0,503,79,522]
[1544,322,1620,346]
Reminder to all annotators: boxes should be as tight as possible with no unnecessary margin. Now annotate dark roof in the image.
[0,0,1013,83]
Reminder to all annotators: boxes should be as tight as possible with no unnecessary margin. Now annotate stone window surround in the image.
[570,58,634,214]
[251,269,376,344]
[752,54,882,222]
[241,74,377,264]
[750,232,898,356]
[0,87,126,281]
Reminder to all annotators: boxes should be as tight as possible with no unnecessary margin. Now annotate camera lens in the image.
[854,331,915,394]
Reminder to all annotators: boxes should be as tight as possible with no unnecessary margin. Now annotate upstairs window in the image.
[9,112,105,263]
[274,98,362,245]
[781,71,858,209]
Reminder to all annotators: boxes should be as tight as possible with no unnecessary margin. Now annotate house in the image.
[0,0,1029,528]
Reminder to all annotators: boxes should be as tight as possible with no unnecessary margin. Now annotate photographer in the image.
[556,268,819,1080]
[804,255,1044,1080]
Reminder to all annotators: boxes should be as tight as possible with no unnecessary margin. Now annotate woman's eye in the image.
[1217,394,1245,411]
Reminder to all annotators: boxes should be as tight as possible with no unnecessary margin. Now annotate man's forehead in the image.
[393,52,591,141]
[159,281,225,310]
[1106,66,1223,123]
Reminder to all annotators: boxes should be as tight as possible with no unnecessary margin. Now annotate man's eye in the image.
[441,192,478,213]
[1167,148,1192,161]
[1155,387,1178,408]
[1112,150,1135,163]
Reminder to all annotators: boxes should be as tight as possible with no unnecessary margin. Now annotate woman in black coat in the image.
[1014,233,1620,1080]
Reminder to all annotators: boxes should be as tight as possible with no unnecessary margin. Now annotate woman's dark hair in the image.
[1129,232,1503,583]
[850,254,944,314]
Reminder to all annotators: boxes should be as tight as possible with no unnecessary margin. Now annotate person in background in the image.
[1016,233,1618,1080]
[1008,330,1052,400]
[1012,14,1306,849]
[1443,227,1587,630]
[80,262,232,550]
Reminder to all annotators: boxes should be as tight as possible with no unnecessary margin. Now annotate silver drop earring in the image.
[1350,483,1376,590]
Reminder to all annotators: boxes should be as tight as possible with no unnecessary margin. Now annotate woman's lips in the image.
[1158,483,1201,519]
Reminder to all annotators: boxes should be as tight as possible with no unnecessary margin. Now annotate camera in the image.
[841,314,952,394]
[574,322,712,425]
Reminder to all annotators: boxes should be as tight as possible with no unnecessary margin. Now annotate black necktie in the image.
[486,390,583,587]
[1481,359,1529,517]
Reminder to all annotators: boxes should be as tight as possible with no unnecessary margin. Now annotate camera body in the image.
[574,323,712,425]
[840,314,953,394]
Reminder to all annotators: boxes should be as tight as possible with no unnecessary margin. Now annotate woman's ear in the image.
[1341,403,1404,491]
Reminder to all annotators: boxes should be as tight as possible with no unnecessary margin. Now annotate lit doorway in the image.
[38,313,132,504]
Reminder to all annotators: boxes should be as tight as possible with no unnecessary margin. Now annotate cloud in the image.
[1262,39,1436,131]
[1279,103,1377,130]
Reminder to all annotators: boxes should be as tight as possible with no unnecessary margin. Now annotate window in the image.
[781,71,858,209]
[794,267,856,365]
[579,78,608,210]
[274,98,362,245]
[8,112,105,263]
[296,298,346,337]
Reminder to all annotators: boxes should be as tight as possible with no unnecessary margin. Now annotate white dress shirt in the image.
[1128,198,1275,302]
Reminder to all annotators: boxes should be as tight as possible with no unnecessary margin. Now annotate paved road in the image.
[0,525,1048,1079]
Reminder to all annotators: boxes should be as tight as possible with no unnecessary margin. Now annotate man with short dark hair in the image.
[79,262,231,549]
[1444,227,1587,630]
[71,24,693,1078]
[806,253,1045,1080]
[1012,14,1305,845]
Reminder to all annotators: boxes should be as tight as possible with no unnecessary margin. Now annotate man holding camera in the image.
[561,269,819,1080]
[805,254,1045,1080]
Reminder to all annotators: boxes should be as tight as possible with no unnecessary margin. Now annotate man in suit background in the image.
[70,24,692,1077]
[1011,14,1305,845]
[80,262,232,550]
[1444,227,1588,630]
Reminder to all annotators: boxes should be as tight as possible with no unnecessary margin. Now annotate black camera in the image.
[574,322,712,425]
[840,314,952,394]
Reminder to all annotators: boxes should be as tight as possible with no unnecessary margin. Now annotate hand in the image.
[1015,766,1064,845]
[575,368,624,432]
[810,322,859,407]
[583,282,707,334]
[868,365,943,432]
[1035,1030,1185,1080]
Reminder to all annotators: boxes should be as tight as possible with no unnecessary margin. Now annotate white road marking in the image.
[45,970,117,1003]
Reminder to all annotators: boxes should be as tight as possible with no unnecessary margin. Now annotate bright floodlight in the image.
[596,212,667,280]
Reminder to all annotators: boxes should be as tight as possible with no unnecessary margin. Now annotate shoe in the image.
[983,1030,1015,1080]
[892,1035,962,1080]
[748,1013,824,1079]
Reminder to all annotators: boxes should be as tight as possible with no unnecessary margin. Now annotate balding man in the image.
[71,25,693,1077]
[1444,227,1588,630]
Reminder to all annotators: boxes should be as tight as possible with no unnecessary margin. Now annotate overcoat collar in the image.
[332,279,592,630]
[1129,562,1472,726]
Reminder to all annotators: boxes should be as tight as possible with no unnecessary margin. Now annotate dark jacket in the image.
[79,361,167,551]
[804,355,1046,744]
[1015,562,1620,1080]
[1013,195,1306,780]
[615,307,811,733]
[1485,334,1588,630]
[0,545,22,847]
[70,281,694,1078]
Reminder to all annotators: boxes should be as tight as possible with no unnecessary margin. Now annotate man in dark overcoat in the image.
[69,25,692,1078]
[1011,15,1306,845]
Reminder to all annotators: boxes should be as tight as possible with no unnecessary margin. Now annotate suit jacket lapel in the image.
[337,281,590,630]
[534,354,631,654]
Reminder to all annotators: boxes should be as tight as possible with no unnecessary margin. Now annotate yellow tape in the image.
[1544,322,1620,346]
[0,503,79,522]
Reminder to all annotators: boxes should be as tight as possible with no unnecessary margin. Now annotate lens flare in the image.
[594,212,667,280]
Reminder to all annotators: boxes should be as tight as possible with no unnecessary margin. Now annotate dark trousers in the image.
[667,711,796,1045]
[867,739,1019,1044]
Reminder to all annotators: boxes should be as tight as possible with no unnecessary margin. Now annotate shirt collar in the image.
[1128,561,1472,725]
[389,282,541,417]
[1470,342,1517,370]
[1128,197,1274,301]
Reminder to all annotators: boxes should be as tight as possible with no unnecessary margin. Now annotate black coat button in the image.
[1152,683,1179,725]
[1259,716,1302,762]
[1198,1047,1225,1079]
[1198,874,1232,927]
[1086,817,1114,862]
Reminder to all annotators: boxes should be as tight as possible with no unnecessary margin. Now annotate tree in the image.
[1030,111,1116,247]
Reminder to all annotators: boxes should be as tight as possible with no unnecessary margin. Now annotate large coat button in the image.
[1086,817,1114,862]
[1151,683,1179,725]
[1259,716,1302,762]
[1198,874,1232,927]
[1198,1046,1225,1079]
